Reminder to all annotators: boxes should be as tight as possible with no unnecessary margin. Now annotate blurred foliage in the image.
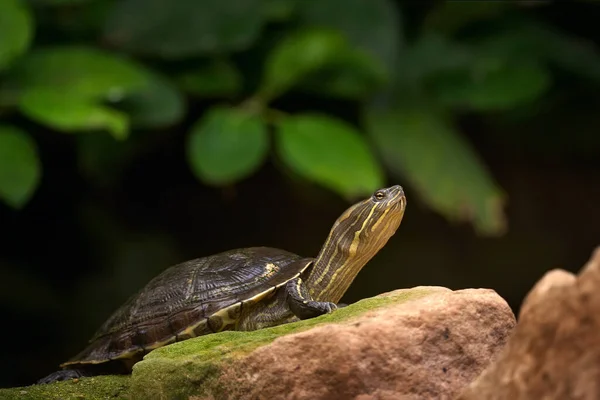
[1,0,600,235]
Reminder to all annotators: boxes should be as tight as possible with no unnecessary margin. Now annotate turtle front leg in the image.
[285,278,339,320]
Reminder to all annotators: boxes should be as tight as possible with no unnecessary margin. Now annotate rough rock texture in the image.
[458,246,600,400]
[212,288,515,400]
[0,286,515,399]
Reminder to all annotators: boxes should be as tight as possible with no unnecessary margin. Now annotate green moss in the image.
[0,375,130,400]
[1,287,443,400]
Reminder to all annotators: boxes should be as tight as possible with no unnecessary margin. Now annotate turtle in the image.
[37,185,406,384]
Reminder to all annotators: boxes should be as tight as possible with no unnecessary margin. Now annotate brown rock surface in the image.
[457,246,600,400]
[216,287,515,400]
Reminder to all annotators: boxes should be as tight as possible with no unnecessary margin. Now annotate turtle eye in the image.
[374,191,386,201]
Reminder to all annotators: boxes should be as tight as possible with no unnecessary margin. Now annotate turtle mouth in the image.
[387,185,406,208]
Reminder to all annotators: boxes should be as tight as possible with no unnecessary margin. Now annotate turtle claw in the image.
[37,369,84,385]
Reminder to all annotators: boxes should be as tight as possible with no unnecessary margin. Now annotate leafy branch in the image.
[1,0,600,236]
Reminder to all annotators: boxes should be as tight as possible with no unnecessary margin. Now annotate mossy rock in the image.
[0,287,442,400]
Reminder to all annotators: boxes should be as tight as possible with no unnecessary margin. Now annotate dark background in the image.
[1,0,599,388]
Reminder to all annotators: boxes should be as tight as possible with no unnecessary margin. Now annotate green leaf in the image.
[103,0,265,58]
[430,59,551,111]
[19,89,129,139]
[474,21,600,84]
[186,106,269,185]
[115,72,186,128]
[364,104,506,236]
[0,126,41,209]
[7,46,179,131]
[259,29,348,100]
[7,46,149,99]
[177,60,242,98]
[410,24,555,111]
[299,47,388,99]
[0,0,33,71]
[275,113,384,199]
[298,0,402,74]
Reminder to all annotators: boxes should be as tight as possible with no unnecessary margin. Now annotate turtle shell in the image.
[61,247,311,368]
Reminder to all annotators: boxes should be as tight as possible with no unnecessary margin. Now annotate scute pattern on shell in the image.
[63,247,307,366]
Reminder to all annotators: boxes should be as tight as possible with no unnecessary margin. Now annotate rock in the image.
[212,287,515,400]
[0,286,515,399]
[457,246,600,400]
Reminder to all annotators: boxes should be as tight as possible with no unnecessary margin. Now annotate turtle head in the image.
[307,185,407,303]
[330,185,406,257]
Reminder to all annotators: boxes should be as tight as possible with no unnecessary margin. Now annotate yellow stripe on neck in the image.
[348,203,378,257]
